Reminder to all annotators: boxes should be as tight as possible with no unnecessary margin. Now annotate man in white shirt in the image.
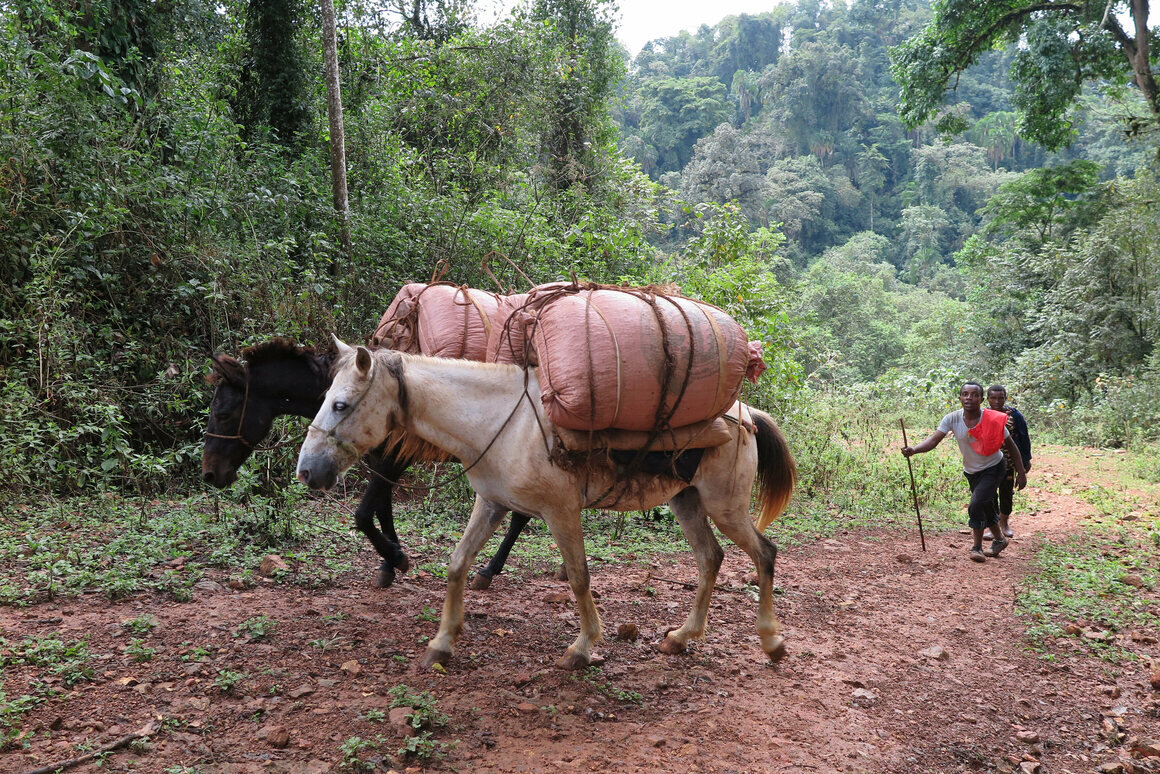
[902,382,1027,563]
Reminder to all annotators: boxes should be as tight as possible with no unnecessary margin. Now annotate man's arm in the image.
[1013,410,1032,471]
[902,429,947,457]
[1003,435,1028,490]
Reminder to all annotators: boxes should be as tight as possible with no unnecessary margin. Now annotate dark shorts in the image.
[963,461,1005,530]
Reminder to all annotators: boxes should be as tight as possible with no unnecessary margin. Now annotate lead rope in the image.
[353,356,540,493]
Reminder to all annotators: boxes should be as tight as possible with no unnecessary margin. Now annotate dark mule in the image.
[201,338,532,589]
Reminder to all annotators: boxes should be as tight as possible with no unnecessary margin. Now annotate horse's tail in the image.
[752,409,796,532]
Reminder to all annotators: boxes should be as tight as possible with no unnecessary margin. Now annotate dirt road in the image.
[5,447,1159,773]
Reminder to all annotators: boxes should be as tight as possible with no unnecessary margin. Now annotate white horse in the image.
[296,341,796,670]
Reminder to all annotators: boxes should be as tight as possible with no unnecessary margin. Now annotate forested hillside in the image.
[1,0,1158,496]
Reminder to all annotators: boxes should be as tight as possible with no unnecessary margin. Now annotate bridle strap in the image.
[205,376,254,448]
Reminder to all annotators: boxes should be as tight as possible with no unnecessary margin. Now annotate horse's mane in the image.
[243,338,332,381]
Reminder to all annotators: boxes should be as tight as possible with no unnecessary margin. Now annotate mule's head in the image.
[296,339,399,490]
[202,354,279,487]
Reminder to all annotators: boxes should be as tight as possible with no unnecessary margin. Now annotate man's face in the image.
[988,390,1007,411]
[960,384,983,411]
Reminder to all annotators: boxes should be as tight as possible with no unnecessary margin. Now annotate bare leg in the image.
[658,489,724,655]
[542,509,602,670]
[424,497,509,668]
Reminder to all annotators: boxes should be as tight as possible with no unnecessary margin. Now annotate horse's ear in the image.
[355,346,373,375]
[332,334,353,356]
[210,354,244,385]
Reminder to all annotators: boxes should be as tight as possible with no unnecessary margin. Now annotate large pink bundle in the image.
[485,293,533,365]
[372,283,501,361]
[507,284,762,432]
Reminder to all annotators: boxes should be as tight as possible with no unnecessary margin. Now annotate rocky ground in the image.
[3,446,1159,773]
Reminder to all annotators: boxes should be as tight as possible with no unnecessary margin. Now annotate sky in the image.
[478,0,788,58]
[614,0,787,56]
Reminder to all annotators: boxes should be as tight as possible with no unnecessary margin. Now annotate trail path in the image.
[5,447,1159,773]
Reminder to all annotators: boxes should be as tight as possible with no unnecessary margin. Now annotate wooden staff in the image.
[900,418,927,552]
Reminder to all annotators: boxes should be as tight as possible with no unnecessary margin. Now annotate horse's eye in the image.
[333,401,348,412]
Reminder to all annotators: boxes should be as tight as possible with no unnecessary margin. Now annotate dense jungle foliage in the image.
[1,0,1158,499]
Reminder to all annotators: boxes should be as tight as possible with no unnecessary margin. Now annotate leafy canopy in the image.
[890,0,1160,150]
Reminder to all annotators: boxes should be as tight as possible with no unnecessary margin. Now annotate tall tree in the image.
[320,0,351,259]
[235,0,311,147]
[530,0,621,192]
[890,0,1160,150]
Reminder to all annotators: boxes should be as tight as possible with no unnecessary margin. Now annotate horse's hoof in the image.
[655,636,687,655]
[765,635,787,663]
[396,554,411,574]
[422,647,452,669]
[557,649,590,671]
[469,571,493,591]
[375,563,396,589]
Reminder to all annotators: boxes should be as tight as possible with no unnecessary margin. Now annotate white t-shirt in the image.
[938,409,1010,474]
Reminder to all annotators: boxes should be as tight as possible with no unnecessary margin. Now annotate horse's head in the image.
[202,353,281,487]
[296,338,402,490]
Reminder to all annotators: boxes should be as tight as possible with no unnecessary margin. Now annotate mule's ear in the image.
[332,335,353,356]
[355,346,373,375]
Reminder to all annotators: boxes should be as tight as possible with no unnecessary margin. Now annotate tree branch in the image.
[22,722,158,774]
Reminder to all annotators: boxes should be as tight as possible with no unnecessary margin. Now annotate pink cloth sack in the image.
[485,293,534,365]
[372,283,501,361]
[517,284,760,432]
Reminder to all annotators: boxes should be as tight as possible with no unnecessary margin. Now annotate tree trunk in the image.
[321,0,352,263]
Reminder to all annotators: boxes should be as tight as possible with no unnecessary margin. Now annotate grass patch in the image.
[0,491,364,605]
[1016,536,1159,662]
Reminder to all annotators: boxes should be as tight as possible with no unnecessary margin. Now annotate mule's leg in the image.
[542,508,602,670]
[354,454,410,588]
[424,497,509,668]
[709,510,785,663]
[469,512,533,591]
[658,489,725,655]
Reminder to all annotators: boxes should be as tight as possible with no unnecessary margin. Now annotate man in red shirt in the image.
[902,382,1027,563]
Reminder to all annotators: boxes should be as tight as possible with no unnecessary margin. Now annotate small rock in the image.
[227,580,246,590]
[194,579,226,593]
[959,714,979,724]
[1118,574,1145,588]
[264,725,290,748]
[1083,629,1111,642]
[1102,685,1122,698]
[288,684,315,699]
[895,554,913,564]
[1131,738,1160,757]
[1149,671,1160,690]
[1097,763,1124,774]
[1018,762,1040,773]
[616,623,639,642]
[1064,623,1083,636]
[340,660,362,676]
[1129,630,1158,644]
[259,555,290,576]
[543,591,572,604]
[389,707,416,737]
[851,688,877,707]
[516,702,538,713]
[920,645,949,661]
[1015,730,1040,744]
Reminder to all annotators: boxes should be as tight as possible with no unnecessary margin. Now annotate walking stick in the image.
[900,418,927,552]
